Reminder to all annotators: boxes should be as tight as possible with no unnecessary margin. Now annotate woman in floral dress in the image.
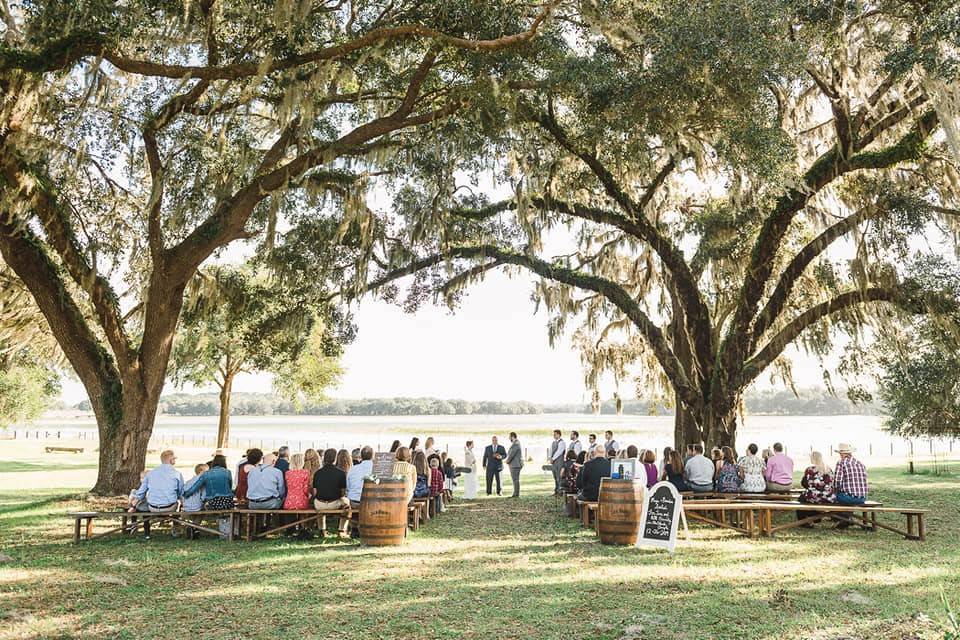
[715,446,742,493]
[737,443,766,493]
[797,451,835,525]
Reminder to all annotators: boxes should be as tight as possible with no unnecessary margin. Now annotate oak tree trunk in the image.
[217,372,234,449]
[674,396,703,451]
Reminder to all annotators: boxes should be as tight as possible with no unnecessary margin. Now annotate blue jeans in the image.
[836,492,866,506]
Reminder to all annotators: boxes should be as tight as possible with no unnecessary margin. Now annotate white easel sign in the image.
[636,481,682,553]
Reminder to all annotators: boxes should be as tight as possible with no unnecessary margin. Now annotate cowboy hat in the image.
[836,443,855,454]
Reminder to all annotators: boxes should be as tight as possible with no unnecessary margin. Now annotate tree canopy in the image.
[354,0,960,449]
[0,0,558,493]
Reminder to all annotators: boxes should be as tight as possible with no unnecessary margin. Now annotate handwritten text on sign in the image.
[636,482,682,553]
[373,452,396,478]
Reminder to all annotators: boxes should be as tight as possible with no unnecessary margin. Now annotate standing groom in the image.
[483,435,506,496]
[505,432,524,498]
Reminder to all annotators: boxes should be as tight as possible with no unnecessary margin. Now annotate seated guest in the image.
[641,449,658,488]
[183,463,208,513]
[661,450,688,491]
[429,456,445,514]
[797,450,835,526]
[409,437,421,453]
[275,446,291,473]
[626,445,639,460]
[351,448,362,466]
[737,443,766,493]
[683,444,695,464]
[764,442,794,493]
[304,448,321,484]
[560,450,580,494]
[710,447,722,467]
[247,452,286,510]
[186,454,234,508]
[183,454,234,539]
[311,448,350,536]
[236,449,258,503]
[235,449,251,488]
[392,447,417,504]
[577,444,612,502]
[412,451,431,499]
[390,440,402,453]
[715,446,741,493]
[346,446,374,508]
[128,449,185,539]
[833,443,868,529]
[684,444,714,493]
[659,447,672,477]
[283,453,311,510]
[336,449,353,474]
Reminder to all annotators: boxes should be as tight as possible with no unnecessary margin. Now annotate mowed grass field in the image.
[0,464,958,639]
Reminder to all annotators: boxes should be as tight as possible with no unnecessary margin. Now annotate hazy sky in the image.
[61,268,832,405]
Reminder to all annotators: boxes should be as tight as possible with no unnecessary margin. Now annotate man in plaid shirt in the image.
[833,443,868,528]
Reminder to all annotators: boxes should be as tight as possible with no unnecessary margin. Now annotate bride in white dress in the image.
[464,441,478,499]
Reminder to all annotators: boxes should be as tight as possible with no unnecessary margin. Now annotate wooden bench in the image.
[235,508,351,541]
[681,490,801,501]
[45,446,84,454]
[576,500,599,529]
[680,501,925,540]
[67,510,236,542]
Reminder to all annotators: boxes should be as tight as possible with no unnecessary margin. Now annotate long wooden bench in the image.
[45,446,84,454]
[681,501,926,540]
[68,504,427,543]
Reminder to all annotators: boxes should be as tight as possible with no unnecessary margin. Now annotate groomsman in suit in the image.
[505,432,524,498]
[483,436,506,496]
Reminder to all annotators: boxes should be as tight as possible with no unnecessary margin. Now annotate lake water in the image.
[31,413,955,464]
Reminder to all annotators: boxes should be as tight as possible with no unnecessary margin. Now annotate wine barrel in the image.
[597,478,645,545]
[359,478,407,546]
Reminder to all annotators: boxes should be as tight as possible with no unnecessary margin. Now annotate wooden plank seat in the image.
[45,446,84,454]
[576,500,599,529]
[680,490,802,501]
[234,508,351,541]
[67,510,236,543]
[679,501,925,540]
[564,493,579,518]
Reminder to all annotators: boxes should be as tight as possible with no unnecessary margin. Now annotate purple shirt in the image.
[644,462,658,488]
[764,453,794,484]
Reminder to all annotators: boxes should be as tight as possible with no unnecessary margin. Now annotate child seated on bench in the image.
[183,463,208,539]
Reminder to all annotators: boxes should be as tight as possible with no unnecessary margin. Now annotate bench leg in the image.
[86,518,94,540]
[917,514,925,541]
[871,512,878,531]
[906,513,915,539]
[74,518,81,543]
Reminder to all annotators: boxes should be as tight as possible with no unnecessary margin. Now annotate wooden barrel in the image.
[597,478,645,545]
[359,478,407,546]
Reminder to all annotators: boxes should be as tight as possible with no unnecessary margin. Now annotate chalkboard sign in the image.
[636,481,682,553]
[373,452,396,478]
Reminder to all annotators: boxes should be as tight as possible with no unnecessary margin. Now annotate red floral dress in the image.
[283,469,311,509]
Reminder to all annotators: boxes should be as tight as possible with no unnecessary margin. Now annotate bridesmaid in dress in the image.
[463,441,478,499]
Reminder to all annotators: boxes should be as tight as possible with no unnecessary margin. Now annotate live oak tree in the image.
[0,0,556,493]
[360,0,960,450]
[170,266,344,449]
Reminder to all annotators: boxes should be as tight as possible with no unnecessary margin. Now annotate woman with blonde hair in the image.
[283,453,311,510]
[303,449,321,482]
[335,449,352,474]
[392,446,417,503]
[798,451,835,525]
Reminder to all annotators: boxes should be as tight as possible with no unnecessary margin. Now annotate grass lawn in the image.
[0,467,958,639]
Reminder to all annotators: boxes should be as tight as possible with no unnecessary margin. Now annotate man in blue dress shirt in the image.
[127,449,184,539]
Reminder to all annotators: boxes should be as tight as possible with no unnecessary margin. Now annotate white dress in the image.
[464,447,478,499]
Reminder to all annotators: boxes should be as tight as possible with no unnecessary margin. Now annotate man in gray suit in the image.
[548,429,566,495]
[505,432,524,498]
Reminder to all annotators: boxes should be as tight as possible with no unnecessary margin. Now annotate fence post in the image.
[890,442,894,455]
[869,443,872,456]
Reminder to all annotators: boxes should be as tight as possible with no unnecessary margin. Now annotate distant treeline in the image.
[74,388,885,416]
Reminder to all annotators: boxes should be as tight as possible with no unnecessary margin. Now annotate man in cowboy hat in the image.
[833,443,868,529]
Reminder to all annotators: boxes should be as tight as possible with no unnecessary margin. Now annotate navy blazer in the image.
[483,444,507,473]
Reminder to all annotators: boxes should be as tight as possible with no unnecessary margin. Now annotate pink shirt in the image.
[764,453,794,484]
